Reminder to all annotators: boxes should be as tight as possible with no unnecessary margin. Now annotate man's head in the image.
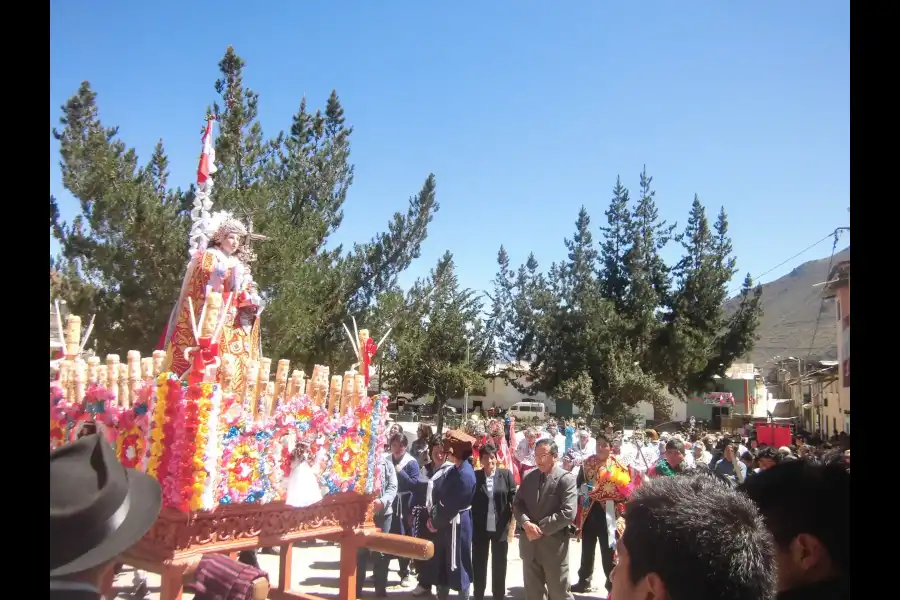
[546,421,559,436]
[722,442,737,462]
[578,429,591,446]
[756,446,781,471]
[664,439,685,468]
[611,474,776,600]
[740,451,755,469]
[740,461,849,592]
[534,438,558,474]
[390,433,409,460]
[525,427,538,444]
[595,432,611,461]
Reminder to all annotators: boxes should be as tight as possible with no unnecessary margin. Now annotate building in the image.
[822,260,850,433]
[684,363,764,424]
[787,361,841,436]
[471,361,557,414]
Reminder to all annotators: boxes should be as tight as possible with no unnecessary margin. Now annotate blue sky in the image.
[50,1,849,300]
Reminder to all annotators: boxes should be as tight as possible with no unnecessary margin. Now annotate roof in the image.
[822,260,850,298]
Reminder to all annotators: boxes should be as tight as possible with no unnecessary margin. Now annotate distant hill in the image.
[725,246,849,367]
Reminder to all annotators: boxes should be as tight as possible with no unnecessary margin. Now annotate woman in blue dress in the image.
[427,430,477,600]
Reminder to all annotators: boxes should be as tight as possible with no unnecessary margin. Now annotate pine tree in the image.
[712,273,764,376]
[598,176,632,311]
[660,197,749,393]
[484,245,516,366]
[49,82,191,354]
[50,48,441,370]
[623,166,676,357]
[199,46,440,368]
[380,252,489,433]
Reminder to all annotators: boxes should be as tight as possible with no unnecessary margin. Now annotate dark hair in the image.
[756,446,781,464]
[535,438,558,458]
[739,461,849,575]
[418,424,433,438]
[479,443,498,460]
[740,451,754,462]
[427,435,443,453]
[595,431,611,444]
[664,440,684,454]
[623,474,776,600]
[390,433,408,448]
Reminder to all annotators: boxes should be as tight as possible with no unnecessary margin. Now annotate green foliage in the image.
[557,371,595,421]
[49,47,439,368]
[378,252,490,433]
[497,168,762,421]
[49,82,192,354]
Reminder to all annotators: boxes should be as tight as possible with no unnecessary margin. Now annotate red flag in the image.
[197,118,215,184]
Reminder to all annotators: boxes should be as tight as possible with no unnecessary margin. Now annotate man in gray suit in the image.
[513,439,577,600]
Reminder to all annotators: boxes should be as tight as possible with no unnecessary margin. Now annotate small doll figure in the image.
[285,440,323,508]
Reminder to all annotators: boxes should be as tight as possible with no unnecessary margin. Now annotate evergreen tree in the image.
[598,176,632,311]
[200,46,439,368]
[484,245,516,366]
[380,252,489,433]
[623,166,676,358]
[712,273,764,378]
[503,207,667,423]
[49,47,440,370]
[49,82,191,354]
[659,197,758,393]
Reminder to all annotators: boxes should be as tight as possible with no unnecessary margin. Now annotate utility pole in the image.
[463,337,470,422]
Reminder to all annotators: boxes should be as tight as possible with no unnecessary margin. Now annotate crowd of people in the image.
[359,417,850,600]
[51,416,850,600]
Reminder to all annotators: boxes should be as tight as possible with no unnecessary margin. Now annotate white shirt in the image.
[485,472,497,532]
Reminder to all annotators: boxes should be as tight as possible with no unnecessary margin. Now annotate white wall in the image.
[445,375,557,413]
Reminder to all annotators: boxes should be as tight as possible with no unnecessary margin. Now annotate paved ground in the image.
[111,539,609,600]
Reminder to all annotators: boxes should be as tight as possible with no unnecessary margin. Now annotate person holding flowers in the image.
[572,432,634,595]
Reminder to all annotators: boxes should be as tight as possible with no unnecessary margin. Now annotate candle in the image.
[328,375,342,416]
[65,315,82,358]
[152,350,167,376]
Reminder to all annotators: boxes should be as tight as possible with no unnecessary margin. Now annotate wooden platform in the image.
[107,493,433,600]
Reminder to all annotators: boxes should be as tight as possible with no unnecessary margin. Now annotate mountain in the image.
[726,246,850,367]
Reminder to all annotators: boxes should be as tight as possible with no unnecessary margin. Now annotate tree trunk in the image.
[435,395,446,435]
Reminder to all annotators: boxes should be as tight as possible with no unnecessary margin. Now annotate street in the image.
[110,538,609,599]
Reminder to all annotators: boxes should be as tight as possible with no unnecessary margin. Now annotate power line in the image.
[805,229,845,359]
[727,229,844,298]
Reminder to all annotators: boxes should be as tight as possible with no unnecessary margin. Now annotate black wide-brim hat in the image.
[50,434,162,577]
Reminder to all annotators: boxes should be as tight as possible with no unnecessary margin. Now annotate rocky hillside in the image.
[726,246,849,367]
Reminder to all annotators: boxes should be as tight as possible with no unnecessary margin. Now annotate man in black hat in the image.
[50,434,163,600]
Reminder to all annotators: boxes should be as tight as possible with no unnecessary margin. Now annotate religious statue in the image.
[158,214,264,391]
